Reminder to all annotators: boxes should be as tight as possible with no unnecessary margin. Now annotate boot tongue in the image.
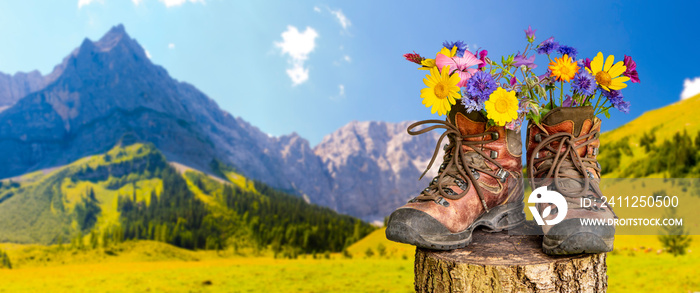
[541,106,595,137]
[449,102,487,136]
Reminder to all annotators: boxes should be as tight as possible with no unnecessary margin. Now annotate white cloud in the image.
[331,84,346,101]
[275,25,319,86]
[168,43,175,49]
[329,8,351,30]
[78,0,102,9]
[343,55,351,63]
[313,6,321,12]
[681,77,700,100]
[158,0,204,7]
[145,49,152,59]
[132,0,143,5]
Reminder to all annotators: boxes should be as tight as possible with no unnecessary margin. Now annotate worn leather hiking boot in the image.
[526,106,616,255]
[385,103,525,250]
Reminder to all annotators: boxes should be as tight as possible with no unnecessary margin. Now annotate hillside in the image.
[0,141,374,254]
[0,24,443,223]
[598,94,700,178]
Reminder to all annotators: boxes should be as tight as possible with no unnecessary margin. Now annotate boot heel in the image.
[479,202,526,232]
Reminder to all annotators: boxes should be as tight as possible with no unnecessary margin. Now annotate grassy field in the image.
[1,229,698,292]
[0,238,415,293]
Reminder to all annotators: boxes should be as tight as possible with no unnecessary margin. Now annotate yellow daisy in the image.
[484,87,518,126]
[419,46,458,70]
[548,54,579,82]
[420,65,461,116]
[587,52,629,91]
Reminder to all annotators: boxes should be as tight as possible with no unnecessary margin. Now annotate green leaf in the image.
[602,108,611,119]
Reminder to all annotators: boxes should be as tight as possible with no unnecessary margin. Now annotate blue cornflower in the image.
[465,71,497,103]
[461,95,484,112]
[602,90,630,113]
[557,45,578,59]
[571,71,596,96]
[442,40,468,57]
[536,37,560,55]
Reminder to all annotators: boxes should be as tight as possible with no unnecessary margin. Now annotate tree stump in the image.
[414,222,608,293]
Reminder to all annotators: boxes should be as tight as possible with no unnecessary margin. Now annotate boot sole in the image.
[386,202,526,250]
[542,220,615,255]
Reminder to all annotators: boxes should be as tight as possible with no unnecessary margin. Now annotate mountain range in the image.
[0,24,439,223]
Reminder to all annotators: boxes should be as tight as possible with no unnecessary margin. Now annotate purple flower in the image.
[583,58,592,70]
[443,40,468,57]
[513,53,537,69]
[524,26,536,43]
[602,90,630,113]
[461,95,484,112]
[536,37,559,55]
[506,100,528,130]
[557,45,578,59]
[571,70,596,96]
[465,71,497,103]
[562,95,579,107]
[510,76,517,86]
[623,55,640,83]
[538,71,553,85]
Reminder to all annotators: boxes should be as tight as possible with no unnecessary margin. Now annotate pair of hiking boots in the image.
[385,103,615,255]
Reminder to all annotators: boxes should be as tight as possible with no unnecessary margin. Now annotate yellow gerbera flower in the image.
[484,87,518,126]
[548,54,579,82]
[419,46,458,70]
[420,65,461,116]
[586,52,629,91]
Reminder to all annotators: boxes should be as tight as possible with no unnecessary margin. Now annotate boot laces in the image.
[407,118,508,212]
[528,121,616,216]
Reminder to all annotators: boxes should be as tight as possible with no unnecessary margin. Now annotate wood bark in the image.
[414,222,608,293]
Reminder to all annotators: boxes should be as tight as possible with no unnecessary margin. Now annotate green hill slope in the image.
[598,94,700,178]
[0,142,374,254]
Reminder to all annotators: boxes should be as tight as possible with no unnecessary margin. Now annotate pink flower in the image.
[477,49,488,69]
[623,55,640,83]
[403,51,424,65]
[435,51,483,87]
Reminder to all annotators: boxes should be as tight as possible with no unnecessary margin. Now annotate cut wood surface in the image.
[414,221,608,293]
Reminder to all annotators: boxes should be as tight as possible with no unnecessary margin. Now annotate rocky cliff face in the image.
[313,121,441,222]
[0,25,439,222]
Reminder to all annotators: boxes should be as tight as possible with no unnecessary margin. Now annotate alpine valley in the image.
[0,24,441,250]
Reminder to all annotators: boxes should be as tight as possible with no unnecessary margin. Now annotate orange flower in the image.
[548,54,579,82]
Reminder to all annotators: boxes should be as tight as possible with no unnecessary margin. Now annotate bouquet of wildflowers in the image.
[403,26,640,130]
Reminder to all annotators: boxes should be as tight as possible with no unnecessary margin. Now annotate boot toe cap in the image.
[385,208,451,247]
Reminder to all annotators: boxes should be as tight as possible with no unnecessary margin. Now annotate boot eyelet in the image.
[490,150,498,159]
[496,169,509,182]
[470,168,480,180]
[534,133,543,142]
[435,197,450,207]
[491,132,499,140]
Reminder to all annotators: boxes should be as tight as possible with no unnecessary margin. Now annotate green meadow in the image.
[1,229,698,292]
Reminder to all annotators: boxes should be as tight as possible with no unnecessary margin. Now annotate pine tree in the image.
[658,205,692,256]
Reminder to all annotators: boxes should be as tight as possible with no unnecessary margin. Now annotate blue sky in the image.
[0,0,699,145]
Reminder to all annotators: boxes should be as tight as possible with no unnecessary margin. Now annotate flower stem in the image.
[593,93,603,113]
[560,80,564,106]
